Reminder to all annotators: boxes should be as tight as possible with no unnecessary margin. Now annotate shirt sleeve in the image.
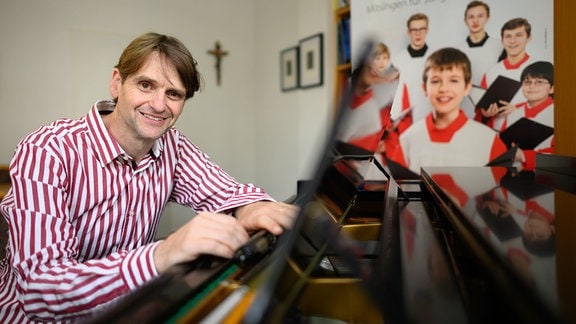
[0,142,159,321]
[170,133,274,213]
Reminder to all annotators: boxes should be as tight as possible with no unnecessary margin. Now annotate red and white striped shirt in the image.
[0,100,271,323]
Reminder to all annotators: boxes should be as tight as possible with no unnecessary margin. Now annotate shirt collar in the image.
[524,96,553,118]
[407,44,428,58]
[426,110,468,142]
[85,100,163,167]
[466,33,490,47]
[503,53,531,70]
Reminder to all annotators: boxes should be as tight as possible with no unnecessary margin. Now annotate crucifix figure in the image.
[207,41,228,86]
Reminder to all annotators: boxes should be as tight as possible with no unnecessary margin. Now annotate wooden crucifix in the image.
[207,41,228,86]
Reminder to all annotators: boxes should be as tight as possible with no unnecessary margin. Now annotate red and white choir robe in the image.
[337,89,385,153]
[476,54,536,128]
[457,34,504,118]
[390,46,433,134]
[499,97,554,170]
[390,110,508,174]
[458,34,503,87]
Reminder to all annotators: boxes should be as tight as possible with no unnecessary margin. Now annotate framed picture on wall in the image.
[280,46,299,91]
[298,33,323,89]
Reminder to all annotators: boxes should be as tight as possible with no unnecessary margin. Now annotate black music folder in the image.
[475,75,522,109]
[500,170,553,200]
[499,118,554,150]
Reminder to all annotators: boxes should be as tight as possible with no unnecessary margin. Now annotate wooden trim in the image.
[554,0,576,157]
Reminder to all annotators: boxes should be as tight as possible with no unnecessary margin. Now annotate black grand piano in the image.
[89,150,576,323]
[89,41,576,324]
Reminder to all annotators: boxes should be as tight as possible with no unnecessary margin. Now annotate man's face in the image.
[408,19,428,50]
[109,52,186,146]
[502,26,531,58]
[424,66,471,118]
[465,6,489,34]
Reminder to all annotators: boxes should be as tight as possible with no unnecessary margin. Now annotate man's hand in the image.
[234,201,299,236]
[153,201,298,273]
[153,212,250,273]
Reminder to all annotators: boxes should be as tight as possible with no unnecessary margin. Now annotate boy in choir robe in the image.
[485,61,554,170]
[476,17,535,127]
[390,13,434,134]
[457,1,504,119]
[389,47,507,174]
[338,42,399,154]
[457,1,503,88]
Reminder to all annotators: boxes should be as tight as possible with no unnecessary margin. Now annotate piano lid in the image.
[421,165,576,322]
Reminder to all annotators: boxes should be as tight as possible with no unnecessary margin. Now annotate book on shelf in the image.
[333,0,349,10]
[337,17,351,65]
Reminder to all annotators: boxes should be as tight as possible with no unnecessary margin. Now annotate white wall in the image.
[0,0,333,236]
[253,0,334,197]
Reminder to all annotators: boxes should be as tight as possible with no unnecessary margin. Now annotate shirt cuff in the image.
[120,242,160,290]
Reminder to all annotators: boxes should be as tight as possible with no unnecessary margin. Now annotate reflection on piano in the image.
[90,161,576,323]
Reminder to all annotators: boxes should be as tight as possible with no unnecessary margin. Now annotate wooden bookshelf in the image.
[0,165,9,201]
[333,3,351,110]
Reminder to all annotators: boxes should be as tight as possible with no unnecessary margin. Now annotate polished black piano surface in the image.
[89,155,576,324]
[416,164,575,324]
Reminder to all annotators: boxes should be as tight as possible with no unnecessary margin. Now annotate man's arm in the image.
[152,133,298,273]
[1,142,159,321]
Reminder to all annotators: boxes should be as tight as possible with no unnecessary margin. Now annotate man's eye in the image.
[167,91,183,100]
[139,81,151,90]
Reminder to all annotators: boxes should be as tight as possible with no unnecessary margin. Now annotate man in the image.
[458,1,503,87]
[0,32,297,323]
[390,13,433,135]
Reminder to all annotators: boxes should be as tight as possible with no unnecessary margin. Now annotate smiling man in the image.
[0,32,297,323]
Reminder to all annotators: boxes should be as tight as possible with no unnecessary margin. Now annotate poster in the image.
[343,0,554,177]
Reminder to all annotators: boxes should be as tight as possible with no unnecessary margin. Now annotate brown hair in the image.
[422,48,472,85]
[115,32,202,100]
[464,1,490,18]
[406,13,429,28]
[501,18,532,38]
[521,61,554,86]
[373,42,390,58]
